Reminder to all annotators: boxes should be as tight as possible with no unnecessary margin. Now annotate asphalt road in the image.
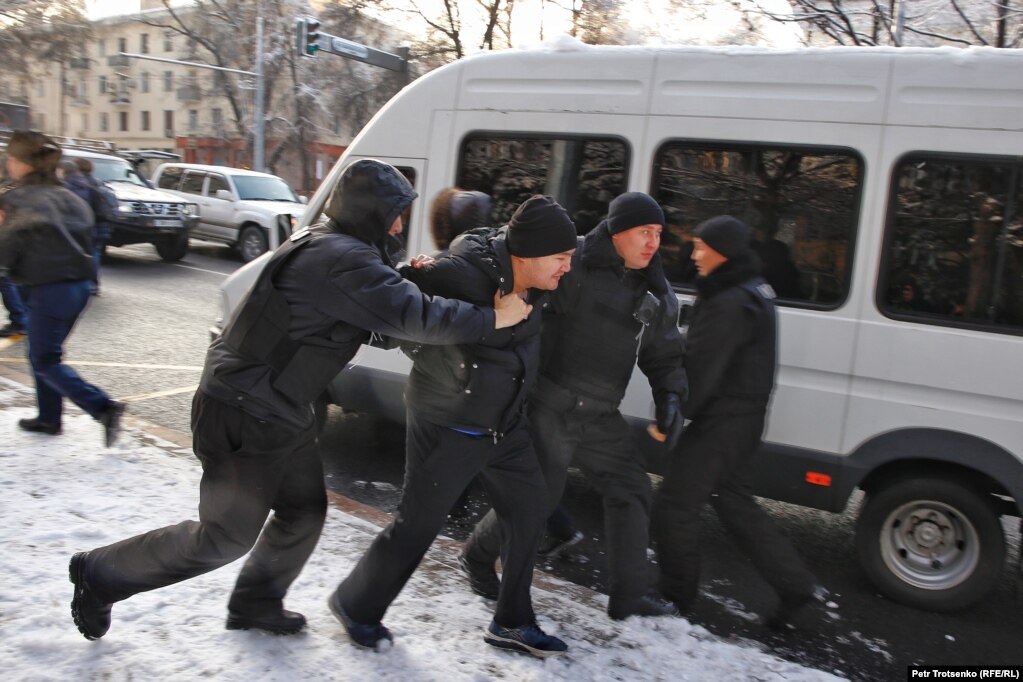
[6,239,1020,681]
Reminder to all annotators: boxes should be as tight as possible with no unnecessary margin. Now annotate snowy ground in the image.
[0,374,845,681]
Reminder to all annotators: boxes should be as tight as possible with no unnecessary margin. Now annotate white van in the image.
[215,43,1023,613]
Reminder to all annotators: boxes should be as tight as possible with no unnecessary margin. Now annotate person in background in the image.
[0,130,123,443]
[0,274,26,337]
[651,215,828,629]
[329,195,577,658]
[66,159,529,642]
[73,158,114,295]
[460,192,687,621]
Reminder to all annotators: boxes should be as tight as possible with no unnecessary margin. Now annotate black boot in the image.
[765,585,833,630]
[19,417,61,435]
[608,593,681,620]
[99,401,125,447]
[69,552,113,640]
[226,608,307,635]
[457,552,500,600]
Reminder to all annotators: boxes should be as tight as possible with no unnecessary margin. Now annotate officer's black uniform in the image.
[72,160,496,636]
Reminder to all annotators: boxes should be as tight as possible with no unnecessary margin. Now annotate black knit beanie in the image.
[6,129,61,174]
[506,195,577,257]
[694,215,750,259]
[606,192,664,234]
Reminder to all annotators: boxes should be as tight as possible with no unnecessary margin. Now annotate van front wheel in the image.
[237,225,267,263]
[855,477,1005,612]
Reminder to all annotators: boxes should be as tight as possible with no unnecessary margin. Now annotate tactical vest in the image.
[221,229,365,406]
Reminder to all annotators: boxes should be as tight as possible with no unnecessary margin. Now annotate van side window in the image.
[156,166,182,190]
[652,143,862,308]
[457,134,627,235]
[206,174,230,197]
[180,171,205,196]
[881,154,1023,333]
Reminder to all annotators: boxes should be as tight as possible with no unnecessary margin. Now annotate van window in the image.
[880,153,1023,334]
[180,171,205,195]
[206,174,230,197]
[456,134,628,235]
[155,165,182,190]
[652,142,863,307]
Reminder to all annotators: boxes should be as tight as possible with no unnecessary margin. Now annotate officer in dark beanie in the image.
[67,159,531,642]
[652,214,827,628]
[461,191,688,620]
[330,194,576,658]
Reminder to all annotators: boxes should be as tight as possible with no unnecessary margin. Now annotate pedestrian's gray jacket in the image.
[200,160,495,431]
[539,222,687,408]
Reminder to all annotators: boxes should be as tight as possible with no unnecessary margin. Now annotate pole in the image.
[254,16,266,172]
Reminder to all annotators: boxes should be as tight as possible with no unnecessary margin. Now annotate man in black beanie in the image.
[652,214,827,628]
[330,194,576,657]
[460,191,688,621]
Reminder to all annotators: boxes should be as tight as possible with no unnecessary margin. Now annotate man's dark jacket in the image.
[200,160,495,432]
[540,223,687,407]
[401,226,543,438]
[683,250,776,418]
[0,183,94,286]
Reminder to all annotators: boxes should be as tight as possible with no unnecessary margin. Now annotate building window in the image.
[99,112,108,132]
[141,110,151,131]
[140,72,150,93]
[163,71,173,92]
[98,40,106,57]
[211,107,223,135]
[163,32,173,52]
[119,111,128,132]
[98,75,107,95]
[457,134,628,235]
[117,37,127,53]
[164,110,174,136]
[140,33,149,54]
[880,153,1023,333]
[78,79,87,99]
[35,81,44,97]
[652,141,863,307]
[188,109,198,131]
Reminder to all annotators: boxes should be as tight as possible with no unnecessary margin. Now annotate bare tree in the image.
[0,0,91,77]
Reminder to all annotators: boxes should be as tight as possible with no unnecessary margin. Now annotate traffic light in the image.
[295,16,321,58]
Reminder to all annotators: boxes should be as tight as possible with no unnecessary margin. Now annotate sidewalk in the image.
[0,366,844,681]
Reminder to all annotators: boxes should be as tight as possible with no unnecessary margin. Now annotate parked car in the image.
[151,163,307,262]
[59,147,199,262]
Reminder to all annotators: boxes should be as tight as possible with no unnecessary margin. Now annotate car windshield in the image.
[232,175,299,202]
[88,157,149,187]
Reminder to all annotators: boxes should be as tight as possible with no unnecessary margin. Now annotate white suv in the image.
[151,163,307,262]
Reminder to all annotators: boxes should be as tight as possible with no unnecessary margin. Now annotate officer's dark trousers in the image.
[465,388,654,602]
[85,392,328,615]
[651,410,816,609]
[336,410,547,628]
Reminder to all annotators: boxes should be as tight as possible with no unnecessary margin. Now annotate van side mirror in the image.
[299,196,308,205]
[215,189,233,201]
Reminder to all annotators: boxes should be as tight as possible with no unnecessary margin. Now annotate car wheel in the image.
[237,225,268,263]
[855,476,1005,612]
[155,234,189,262]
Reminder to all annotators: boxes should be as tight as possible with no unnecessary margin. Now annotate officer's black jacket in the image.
[540,222,687,407]
[401,226,543,438]
[683,250,777,418]
[200,160,495,431]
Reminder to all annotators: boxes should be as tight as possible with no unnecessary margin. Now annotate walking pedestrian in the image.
[72,158,115,294]
[0,130,123,442]
[651,215,827,628]
[329,195,577,658]
[66,159,530,642]
[0,274,26,337]
[460,192,688,620]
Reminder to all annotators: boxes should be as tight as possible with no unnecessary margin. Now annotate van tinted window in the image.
[180,171,205,195]
[881,154,1023,334]
[456,134,628,235]
[652,142,862,307]
[155,165,182,190]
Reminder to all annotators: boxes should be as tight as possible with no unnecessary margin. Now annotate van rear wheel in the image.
[855,476,1005,612]
[237,225,267,263]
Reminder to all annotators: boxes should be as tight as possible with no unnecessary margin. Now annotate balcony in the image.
[176,85,200,102]
[68,97,91,107]
[107,55,130,68]
[110,93,131,106]
[68,57,91,70]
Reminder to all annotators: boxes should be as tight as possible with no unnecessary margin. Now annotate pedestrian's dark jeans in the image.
[84,391,327,613]
[0,276,26,326]
[22,279,111,424]
[336,409,548,628]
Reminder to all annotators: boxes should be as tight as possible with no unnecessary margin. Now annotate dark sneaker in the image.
[100,401,125,447]
[69,552,112,640]
[608,594,681,620]
[765,585,834,630]
[537,530,583,561]
[457,552,499,600]
[0,322,25,338]
[18,417,61,435]
[226,609,307,635]
[484,620,568,658]
[328,590,393,651]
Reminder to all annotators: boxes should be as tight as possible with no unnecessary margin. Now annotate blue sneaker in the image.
[484,620,568,658]
[328,590,393,651]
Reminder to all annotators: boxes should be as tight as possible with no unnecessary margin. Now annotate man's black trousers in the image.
[335,410,548,628]
[464,393,655,603]
[85,391,328,615]
[651,410,817,609]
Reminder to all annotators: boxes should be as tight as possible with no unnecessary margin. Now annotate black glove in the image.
[655,393,684,450]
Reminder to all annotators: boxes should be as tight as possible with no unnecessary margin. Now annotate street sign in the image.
[311,31,407,72]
